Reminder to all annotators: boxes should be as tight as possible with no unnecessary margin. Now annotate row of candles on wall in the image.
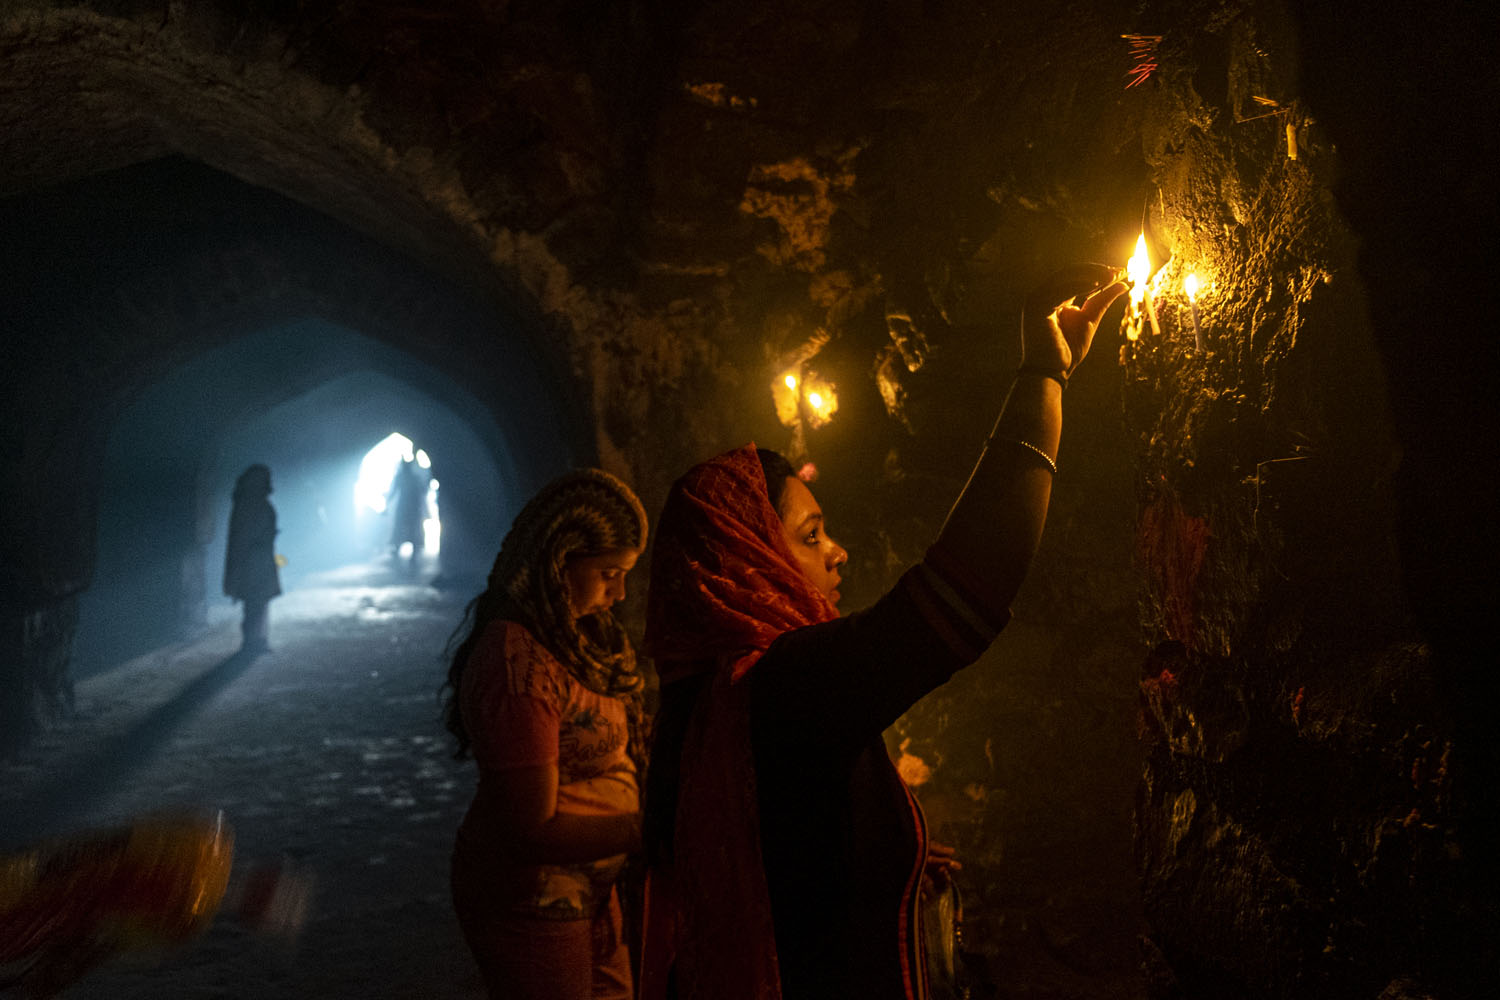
[1124,232,1208,352]
[768,232,1209,437]
[771,366,838,468]
[773,367,838,431]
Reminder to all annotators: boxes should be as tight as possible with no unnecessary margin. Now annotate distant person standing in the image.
[223,464,281,655]
[385,456,427,567]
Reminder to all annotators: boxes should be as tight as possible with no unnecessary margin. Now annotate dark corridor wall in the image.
[2,2,1495,997]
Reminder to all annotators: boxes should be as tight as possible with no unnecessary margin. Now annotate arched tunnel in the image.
[5,154,587,686]
[76,319,525,676]
[1,3,1495,999]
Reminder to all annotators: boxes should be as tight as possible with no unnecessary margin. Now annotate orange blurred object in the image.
[0,812,234,996]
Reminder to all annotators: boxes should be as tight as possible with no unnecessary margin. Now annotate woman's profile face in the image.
[563,547,641,620]
[776,477,848,606]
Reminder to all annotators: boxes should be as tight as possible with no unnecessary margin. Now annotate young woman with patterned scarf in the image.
[443,469,648,1000]
[638,265,1127,999]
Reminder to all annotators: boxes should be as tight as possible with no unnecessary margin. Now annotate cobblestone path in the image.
[1,567,488,999]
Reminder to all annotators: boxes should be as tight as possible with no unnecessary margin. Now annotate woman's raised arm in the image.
[927,264,1126,621]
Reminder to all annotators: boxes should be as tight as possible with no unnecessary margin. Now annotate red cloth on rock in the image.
[639,444,837,1000]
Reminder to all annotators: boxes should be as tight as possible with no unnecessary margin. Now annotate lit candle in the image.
[804,380,838,426]
[1127,234,1161,338]
[772,369,802,428]
[1184,272,1203,351]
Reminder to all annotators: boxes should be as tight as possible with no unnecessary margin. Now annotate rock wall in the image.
[2,1,1495,996]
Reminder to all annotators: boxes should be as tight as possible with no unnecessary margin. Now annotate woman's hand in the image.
[491,763,642,863]
[1022,263,1128,377]
[922,839,962,898]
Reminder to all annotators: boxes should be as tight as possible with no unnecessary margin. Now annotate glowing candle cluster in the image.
[773,369,838,430]
[1119,230,1212,353]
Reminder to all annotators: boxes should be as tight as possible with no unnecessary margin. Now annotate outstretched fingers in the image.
[1077,279,1129,325]
[1026,262,1124,318]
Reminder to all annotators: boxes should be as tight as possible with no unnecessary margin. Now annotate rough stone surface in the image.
[2,1,1496,996]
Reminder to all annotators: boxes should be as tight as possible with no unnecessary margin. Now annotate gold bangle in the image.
[993,437,1057,475]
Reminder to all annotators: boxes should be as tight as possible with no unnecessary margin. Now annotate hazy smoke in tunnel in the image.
[72,323,525,679]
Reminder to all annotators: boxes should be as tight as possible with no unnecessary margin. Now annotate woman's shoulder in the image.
[486,618,557,656]
[474,620,568,697]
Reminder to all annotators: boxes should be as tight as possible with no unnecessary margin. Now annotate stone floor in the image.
[1,562,488,998]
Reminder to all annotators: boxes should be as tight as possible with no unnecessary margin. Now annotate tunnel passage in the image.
[2,5,1496,999]
[2,156,590,745]
[72,323,521,678]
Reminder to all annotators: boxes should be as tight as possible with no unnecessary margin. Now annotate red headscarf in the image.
[644,443,837,679]
[639,444,838,1000]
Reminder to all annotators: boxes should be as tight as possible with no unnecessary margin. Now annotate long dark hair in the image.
[441,469,647,760]
[755,448,796,515]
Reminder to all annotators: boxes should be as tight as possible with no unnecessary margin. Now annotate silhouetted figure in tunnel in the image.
[385,456,427,570]
[223,464,281,655]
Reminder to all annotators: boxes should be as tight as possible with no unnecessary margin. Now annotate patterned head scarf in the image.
[487,468,648,700]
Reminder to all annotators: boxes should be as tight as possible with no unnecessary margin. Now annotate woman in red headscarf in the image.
[638,265,1126,1000]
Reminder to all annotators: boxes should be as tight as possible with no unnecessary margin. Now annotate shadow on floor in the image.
[3,647,266,848]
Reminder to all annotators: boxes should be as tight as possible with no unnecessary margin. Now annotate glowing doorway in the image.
[355,433,442,556]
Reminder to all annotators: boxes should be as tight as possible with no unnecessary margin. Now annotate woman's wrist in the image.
[993,364,1063,451]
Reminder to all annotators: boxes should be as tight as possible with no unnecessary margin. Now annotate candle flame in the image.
[1184,272,1200,302]
[1127,233,1151,305]
[772,369,802,427]
[804,379,838,426]
[775,368,838,428]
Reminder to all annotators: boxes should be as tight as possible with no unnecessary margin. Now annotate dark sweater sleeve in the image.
[751,562,1011,754]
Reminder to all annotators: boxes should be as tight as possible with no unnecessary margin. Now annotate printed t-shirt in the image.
[458,620,637,919]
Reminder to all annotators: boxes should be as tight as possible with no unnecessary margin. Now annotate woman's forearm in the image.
[928,373,1063,619]
[510,810,641,865]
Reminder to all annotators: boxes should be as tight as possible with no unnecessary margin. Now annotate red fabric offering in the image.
[639,444,838,1000]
